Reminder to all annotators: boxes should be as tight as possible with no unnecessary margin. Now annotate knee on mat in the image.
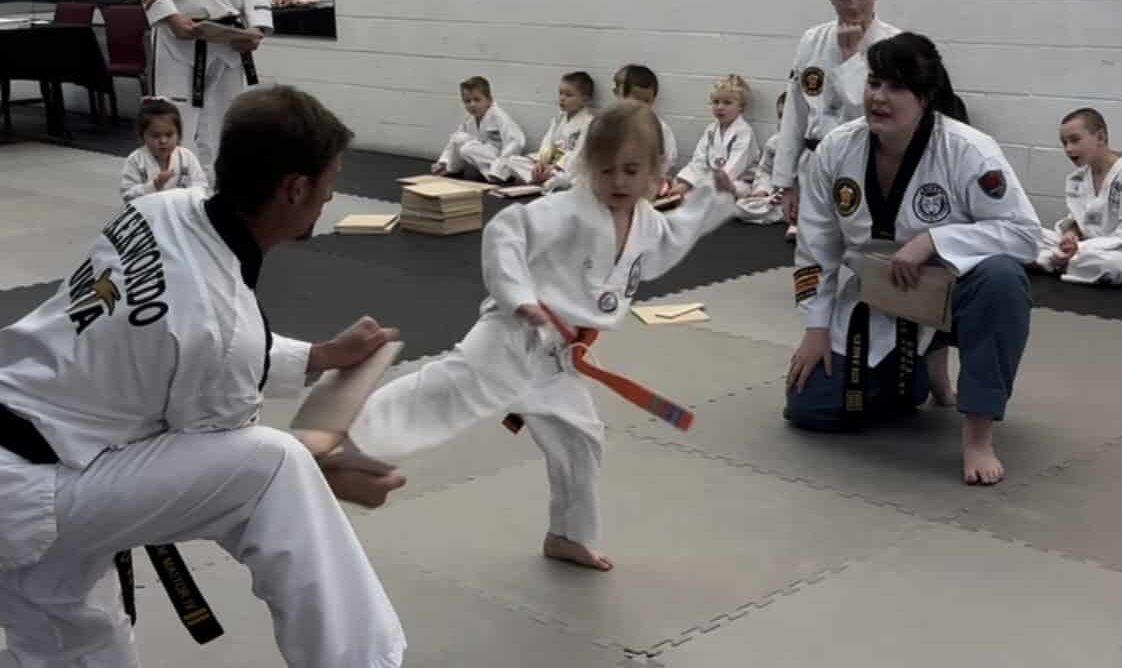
[783,388,846,432]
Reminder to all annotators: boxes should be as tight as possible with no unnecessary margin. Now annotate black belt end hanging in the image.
[145,544,225,644]
[192,40,206,108]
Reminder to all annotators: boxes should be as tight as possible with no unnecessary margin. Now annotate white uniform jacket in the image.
[482,183,737,331]
[0,190,310,568]
[121,146,210,202]
[439,104,526,166]
[676,116,760,188]
[1036,160,1122,279]
[773,18,900,189]
[795,113,1041,367]
[146,0,274,70]
[659,116,679,176]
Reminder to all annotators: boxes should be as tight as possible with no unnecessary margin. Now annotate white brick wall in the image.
[251,0,1121,221]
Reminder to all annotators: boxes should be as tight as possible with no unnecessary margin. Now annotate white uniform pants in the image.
[1037,228,1122,285]
[444,132,502,180]
[150,26,247,177]
[348,313,606,545]
[0,427,405,667]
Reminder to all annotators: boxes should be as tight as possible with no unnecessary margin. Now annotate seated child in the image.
[1036,108,1122,285]
[432,76,526,182]
[120,97,208,202]
[737,91,787,224]
[500,71,595,192]
[670,74,760,199]
[619,65,678,192]
[335,101,739,572]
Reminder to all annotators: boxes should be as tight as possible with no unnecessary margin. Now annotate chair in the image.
[52,2,96,25]
[102,4,150,122]
[55,2,101,121]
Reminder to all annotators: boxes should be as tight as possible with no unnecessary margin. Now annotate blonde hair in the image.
[711,74,750,110]
[581,100,664,179]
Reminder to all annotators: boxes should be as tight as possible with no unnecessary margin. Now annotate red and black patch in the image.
[977,169,1007,199]
[794,265,822,303]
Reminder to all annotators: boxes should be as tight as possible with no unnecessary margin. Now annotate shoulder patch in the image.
[978,170,1007,199]
[794,265,821,303]
[833,177,862,217]
[800,66,825,97]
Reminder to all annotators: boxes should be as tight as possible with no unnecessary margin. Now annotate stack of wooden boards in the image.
[397,175,496,236]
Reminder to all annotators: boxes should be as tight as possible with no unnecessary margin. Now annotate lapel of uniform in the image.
[865,111,935,240]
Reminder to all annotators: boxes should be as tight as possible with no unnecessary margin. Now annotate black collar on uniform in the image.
[204,192,263,289]
[866,111,936,240]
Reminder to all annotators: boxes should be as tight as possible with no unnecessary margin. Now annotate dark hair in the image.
[867,32,967,123]
[562,71,595,101]
[582,100,664,176]
[215,85,354,213]
[622,65,659,98]
[776,91,787,107]
[1062,107,1109,141]
[137,98,182,138]
[460,76,492,99]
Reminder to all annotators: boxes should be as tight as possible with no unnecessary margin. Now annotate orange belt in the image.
[503,304,694,433]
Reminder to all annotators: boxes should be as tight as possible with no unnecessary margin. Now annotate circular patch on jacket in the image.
[833,177,862,217]
[1110,180,1121,210]
[625,257,642,297]
[801,66,826,97]
[977,169,1007,199]
[912,183,951,223]
[598,291,619,313]
[714,156,727,168]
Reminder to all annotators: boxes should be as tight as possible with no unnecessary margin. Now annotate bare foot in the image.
[320,450,406,508]
[543,533,613,571]
[931,387,957,407]
[962,414,1004,485]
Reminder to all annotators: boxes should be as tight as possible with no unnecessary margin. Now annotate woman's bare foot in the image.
[927,348,957,407]
[319,449,406,508]
[962,414,1004,485]
[543,533,614,571]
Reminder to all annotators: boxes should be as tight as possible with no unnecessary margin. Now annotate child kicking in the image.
[337,101,737,571]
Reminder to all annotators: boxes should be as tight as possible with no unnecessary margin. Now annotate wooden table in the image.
[0,23,113,138]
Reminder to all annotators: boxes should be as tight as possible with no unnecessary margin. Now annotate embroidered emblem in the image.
[794,265,822,303]
[625,257,642,298]
[1109,180,1121,211]
[833,177,862,217]
[598,291,619,313]
[801,66,825,97]
[912,183,951,224]
[978,169,1007,199]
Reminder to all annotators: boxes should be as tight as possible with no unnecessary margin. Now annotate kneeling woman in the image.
[784,32,1041,485]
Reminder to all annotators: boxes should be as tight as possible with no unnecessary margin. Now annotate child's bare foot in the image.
[543,533,613,571]
[962,414,1003,485]
[931,386,957,407]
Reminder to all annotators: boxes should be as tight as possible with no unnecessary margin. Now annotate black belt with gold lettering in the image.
[844,303,919,423]
[0,403,224,644]
[192,16,259,108]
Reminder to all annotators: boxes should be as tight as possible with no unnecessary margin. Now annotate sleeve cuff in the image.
[265,335,312,398]
[145,0,179,25]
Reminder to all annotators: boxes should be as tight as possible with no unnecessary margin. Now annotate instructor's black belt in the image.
[843,304,919,423]
[193,16,259,108]
[805,138,821,152]
[0,403,224,645]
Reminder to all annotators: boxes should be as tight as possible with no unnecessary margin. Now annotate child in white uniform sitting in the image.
[618,65,679,194]
[341,101,738,571]
[737,91,788,224]
[670,74,760,198]
[502,71,595,192]
[120,97,208,202]
[432,76,526,182]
